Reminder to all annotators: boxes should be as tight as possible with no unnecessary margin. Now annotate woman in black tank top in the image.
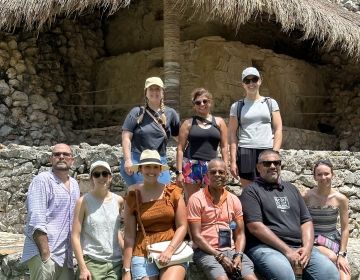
[176,88,228,202]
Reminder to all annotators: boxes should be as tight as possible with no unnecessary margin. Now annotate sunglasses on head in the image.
[52,152,72,158]
[243,77,259,84]
[260,160,282,167]
[208,169,226,175]
[193,99,210,106]
[92,171,111,178]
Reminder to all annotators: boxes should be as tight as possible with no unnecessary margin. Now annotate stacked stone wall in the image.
[0,13,105,146]
[1,144,359,236]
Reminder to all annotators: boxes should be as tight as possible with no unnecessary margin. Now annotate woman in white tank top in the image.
[72,160,124,280]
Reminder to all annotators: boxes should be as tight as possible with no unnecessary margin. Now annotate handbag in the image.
[134,190,193,268]
[315,234,340,254]
[147,240,194,268]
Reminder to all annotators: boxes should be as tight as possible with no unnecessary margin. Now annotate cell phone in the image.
[218,228,231,248]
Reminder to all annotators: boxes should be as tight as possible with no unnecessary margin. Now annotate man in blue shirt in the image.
[22,143,80,279]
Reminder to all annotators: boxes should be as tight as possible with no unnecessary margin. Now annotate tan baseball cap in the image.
[144,77,164,89]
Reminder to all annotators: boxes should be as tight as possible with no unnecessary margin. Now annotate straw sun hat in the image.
[131,150,169,172]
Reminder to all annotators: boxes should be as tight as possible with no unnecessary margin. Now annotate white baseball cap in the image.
[242,67,260,81]
[90,160,111,174]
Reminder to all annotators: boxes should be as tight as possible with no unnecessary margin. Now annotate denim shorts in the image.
[131,256,188,280]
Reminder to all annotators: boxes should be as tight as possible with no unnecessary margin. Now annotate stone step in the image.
[1,232,359,279]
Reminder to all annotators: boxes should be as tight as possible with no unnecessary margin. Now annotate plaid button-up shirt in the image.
[22,170,80,268]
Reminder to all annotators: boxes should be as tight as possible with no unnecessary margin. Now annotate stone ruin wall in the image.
[0,2,359,151]
[0,13,105,146]
[95,36,331,131]
[1,144,360,238]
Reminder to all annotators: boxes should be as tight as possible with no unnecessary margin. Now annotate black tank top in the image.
[184,116,221,161]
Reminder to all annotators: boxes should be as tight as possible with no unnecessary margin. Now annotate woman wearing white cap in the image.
[122,149,188,280]
[120,77,180,187]
[72,161,124,280]
[228,67,282,188]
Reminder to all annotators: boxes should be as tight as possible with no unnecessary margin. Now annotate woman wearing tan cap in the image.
[120,77,180,187]
[122,150,188,280]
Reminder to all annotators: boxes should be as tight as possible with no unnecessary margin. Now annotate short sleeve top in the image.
[187,186,243,250]
[229,97,279,149]
[122,106,180,156]
[125,184,183,257]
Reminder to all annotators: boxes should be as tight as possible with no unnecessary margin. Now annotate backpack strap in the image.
[237,97,273,127]
[264,97,273,123]
[236,99,245,129]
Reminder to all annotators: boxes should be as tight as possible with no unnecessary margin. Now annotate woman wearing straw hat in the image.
[122,150,188,280]
[228,67,282,188]
[72,160,124,280]
[120,77,180,187]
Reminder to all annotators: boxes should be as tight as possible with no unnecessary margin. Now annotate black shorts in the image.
[236,147,267,180]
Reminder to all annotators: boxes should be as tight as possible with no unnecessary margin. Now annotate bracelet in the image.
[232,251,243,260]
[41,255,51,264]
[168,244,176,250]
[215,253,225,262]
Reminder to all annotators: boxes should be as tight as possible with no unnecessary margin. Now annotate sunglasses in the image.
[52,152,72,158]
[209,169,226,175]
[260,160,282,167]
[193,99,210,106]
[92,171,111,178]
[243,77,259,84]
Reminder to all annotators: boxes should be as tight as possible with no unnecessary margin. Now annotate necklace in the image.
[196,115,212,125]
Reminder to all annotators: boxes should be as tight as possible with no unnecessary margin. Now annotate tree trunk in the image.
[163,0,181,114]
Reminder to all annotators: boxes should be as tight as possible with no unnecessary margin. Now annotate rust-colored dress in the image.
[125,184,182,257]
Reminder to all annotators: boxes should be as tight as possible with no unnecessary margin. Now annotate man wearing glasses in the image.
[240,149,339,280]
[22,143,80,279]
[187,158,257,280]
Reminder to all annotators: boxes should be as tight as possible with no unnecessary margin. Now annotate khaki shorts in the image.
[76,255,121,280]
[27,255,74,280]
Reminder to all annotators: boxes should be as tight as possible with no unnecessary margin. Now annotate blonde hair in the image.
[137,90,167,126]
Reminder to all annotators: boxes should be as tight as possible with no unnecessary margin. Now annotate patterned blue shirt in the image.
[22,170,80,268]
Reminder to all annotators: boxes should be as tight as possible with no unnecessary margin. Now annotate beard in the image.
[53,161,70,171]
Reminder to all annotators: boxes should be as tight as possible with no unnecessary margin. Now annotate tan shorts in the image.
[27,255,74,280]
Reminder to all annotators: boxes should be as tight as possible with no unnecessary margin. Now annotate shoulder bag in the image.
[134,189,193,268]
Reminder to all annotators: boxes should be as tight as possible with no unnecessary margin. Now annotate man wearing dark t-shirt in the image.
[240,150,339,280]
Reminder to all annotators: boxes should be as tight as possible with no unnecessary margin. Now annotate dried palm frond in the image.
[0,0,131,31]
[177,0,360,58]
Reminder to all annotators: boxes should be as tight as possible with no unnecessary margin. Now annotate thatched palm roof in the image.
[178,0,360,58]
[0,0,131,31]
[1,0,360,58]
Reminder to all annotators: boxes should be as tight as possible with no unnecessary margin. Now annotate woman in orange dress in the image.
[122,150,188,280]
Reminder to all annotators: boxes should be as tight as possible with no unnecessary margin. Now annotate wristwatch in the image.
[122,267,131,273]
[337,251,347,257]
[232,251,243,260]
[175,170,183,175]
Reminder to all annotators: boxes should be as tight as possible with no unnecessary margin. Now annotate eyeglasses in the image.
[52,152,72,158]
[92,171,111,178]
[209,169,226,175]
[193,99,210,106]
[260,160,282,167]
[243,77,259,84]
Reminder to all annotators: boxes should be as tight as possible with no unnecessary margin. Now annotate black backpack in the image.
[236,97,273,128]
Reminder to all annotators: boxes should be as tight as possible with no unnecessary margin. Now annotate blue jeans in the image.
[119,152,171,188]
[247,244,339,280]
